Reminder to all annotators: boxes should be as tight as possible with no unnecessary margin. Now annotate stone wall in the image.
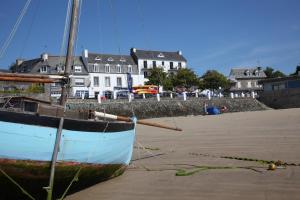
[66,97,270,119]
[258,88,300,109]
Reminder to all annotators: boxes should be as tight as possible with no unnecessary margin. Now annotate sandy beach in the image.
[67,108,300,200]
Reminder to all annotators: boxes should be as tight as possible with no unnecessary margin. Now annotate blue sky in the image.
[0,0,299,76]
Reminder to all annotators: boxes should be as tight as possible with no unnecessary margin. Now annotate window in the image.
[170,62,173,69]
[74,66,82,73]
[237,81,241,88]
[143,61,148,68]
[105,77,110,87]
[157,53,165,58]
[93,63,100,72]
[117,65,121,73]
[153,61,156,68]
[117,77,122,87]
[94,76,99,87]
[244,70,250,76]
[75,78,84,86]
[128,65,132,73]
[144,71,148,78]
[162,61,165,66]
[178,62,182,68]
[40,66,47,73]
[56,65,64,73]
[247,81,251,88]
[105,64,110,73]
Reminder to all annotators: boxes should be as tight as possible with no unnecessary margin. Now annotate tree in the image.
[290,65,300,76]
[264,67,274,78]
[172,68,199,89]
[201,70,230,90]
[264,67,286,78]
[146,68,171,89]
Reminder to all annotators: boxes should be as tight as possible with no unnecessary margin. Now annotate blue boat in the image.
[0,0,137,199]
[0,109,135,199]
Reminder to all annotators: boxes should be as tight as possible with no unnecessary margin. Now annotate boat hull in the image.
[0,159,126,199]
[0,110,135,199]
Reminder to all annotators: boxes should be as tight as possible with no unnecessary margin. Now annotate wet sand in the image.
[67,108,300,200]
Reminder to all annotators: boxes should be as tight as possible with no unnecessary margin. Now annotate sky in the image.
[0,0,299,76]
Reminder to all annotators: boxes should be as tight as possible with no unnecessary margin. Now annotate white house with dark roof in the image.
[81,49,143,99]
[229,67,266,96]
[130,48,187,81]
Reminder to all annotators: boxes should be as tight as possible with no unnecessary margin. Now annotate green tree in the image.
[172,68,199,89]
[290,65,300,76]
[264,67,286,78]
[9,62,17,72]
[26,83,44,93]
[146,68,169,88]
[201,70,230,90]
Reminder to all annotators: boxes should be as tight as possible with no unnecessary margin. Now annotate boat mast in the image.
[47,0,79,200]
[60,0,80,105]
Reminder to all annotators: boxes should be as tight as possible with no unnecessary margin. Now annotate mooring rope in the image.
[0,0,32,59]
[0,168,36,200]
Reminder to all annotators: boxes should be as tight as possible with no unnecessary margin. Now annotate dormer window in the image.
[254,70,259,76]
[107,57,114,62]
[128,65,132,73]
[105,64,110,73]
[93,63,100,72]
[244,70,250,76]
[74,66,82,73]
[95,56,101,61]
[157,53,165,58]
[56,65,64,72]
[40,66,47,73]
[117,65,121,73]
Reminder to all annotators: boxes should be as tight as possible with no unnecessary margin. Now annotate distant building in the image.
[15,53,89,99]
[229,67,266,96]
[12,47,188,99]
[258,75,300,108]
[130,48,187,81]
[81,49,142,99]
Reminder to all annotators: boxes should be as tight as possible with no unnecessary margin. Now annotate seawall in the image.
[258,88,300,109]
[66,98,270,119]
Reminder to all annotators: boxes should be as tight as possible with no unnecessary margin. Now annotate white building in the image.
[130,48,187,82]
[81,50,143,99]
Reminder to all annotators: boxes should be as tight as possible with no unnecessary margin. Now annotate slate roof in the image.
[229,67,266,79]
[0,69,10,73]
[258,75,300,84]
[17,55,88,75]
[87,53,137,65]
[131,48,187,62]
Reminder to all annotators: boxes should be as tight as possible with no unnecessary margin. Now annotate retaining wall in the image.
[258,88,300,109]
[67,98,270,119]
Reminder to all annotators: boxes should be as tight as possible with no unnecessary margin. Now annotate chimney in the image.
[41,53,48,61]
[83,49,88,58]
[16,59,24,66]
[178,50,182,55]
[131,48,136,53]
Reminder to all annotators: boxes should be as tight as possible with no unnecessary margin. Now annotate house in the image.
[15,53,89,99]
[258,75,300,109]
[81,49,142,99]
[130,48,187,81]
[228,67,266,96]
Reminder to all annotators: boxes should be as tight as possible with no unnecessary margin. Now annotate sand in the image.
[66,108,300,200]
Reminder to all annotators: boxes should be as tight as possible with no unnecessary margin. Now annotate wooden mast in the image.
[59,0,79,105]
[47,0,79,199]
